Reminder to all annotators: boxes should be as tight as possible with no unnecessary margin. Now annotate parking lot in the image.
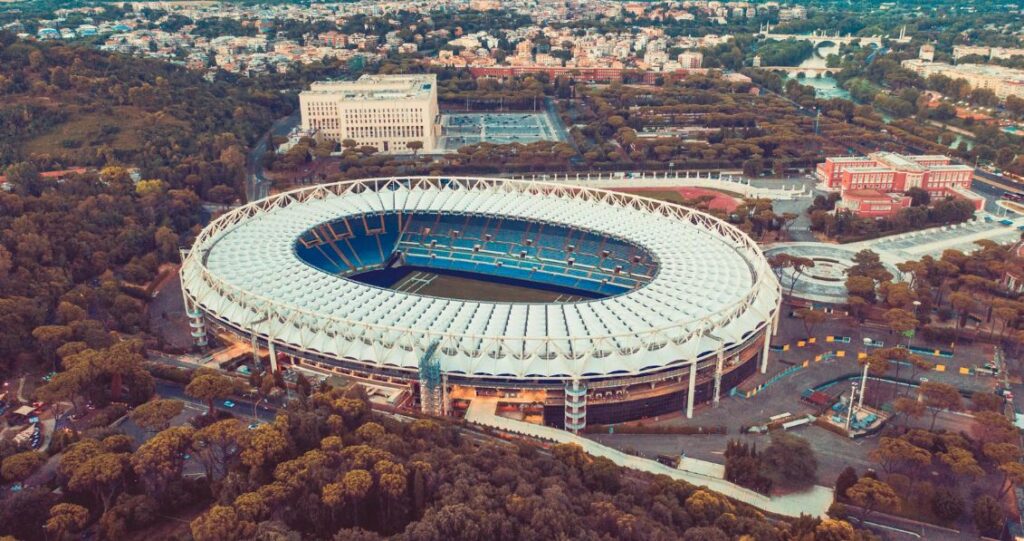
[585,312,1006,485]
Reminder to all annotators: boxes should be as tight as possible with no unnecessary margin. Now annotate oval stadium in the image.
[179,177,781,431]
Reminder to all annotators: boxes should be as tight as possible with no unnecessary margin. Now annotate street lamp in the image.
[253,397,264,425]
[846,381,858,432]
[909,300,922,348]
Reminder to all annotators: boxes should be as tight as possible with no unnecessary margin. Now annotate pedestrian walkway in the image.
[464,397,833,518]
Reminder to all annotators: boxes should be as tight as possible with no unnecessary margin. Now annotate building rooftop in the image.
[871,152,926,173]
[305,73,436,101]
[184,178,779,379]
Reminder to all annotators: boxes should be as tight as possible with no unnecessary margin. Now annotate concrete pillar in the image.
[858,362,869,409]
[268,340,278,372]
[713,349,724,407]
[761,334,770,374]
[686,362,698,418]
[442,373,450,416]
[250,332,260,366]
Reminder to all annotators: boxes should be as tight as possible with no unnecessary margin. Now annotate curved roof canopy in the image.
[181,177,780,381]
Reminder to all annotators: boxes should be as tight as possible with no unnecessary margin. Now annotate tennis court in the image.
[437,111,567,152]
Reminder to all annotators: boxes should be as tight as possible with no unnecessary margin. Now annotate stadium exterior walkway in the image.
[509,170,809,200]
[465,397,833,518]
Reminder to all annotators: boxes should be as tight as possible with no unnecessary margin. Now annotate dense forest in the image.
[0,35,294,378]
[0,31,292,200]
[0,383,879,541]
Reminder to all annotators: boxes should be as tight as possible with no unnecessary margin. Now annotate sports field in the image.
[437,111,568,152]
[389,270,588,303]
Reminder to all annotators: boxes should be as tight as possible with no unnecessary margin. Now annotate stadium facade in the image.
[180,177,781,431]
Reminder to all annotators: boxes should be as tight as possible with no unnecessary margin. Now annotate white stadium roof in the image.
[181,177,780,381]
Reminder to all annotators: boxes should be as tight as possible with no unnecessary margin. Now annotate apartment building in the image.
[902,59,1024,100]
[678,51,704,69]
[299,74,439,154]
[953,45,1024,61]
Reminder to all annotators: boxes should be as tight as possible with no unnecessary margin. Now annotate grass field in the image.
[23,107,187,156]
[390,270,587,303]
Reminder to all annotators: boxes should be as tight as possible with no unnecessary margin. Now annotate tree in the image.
[998,462,1024,498]
[930,487,963,523]
[240,423,290,474]
[786,257,815,296]
[759,433,817,488]
[67,452,130,512]
[407,140,423,156]
[375,460,407,528]
[193,418,246,485]
[129,398,184,433]
[4,162,41,195]
[44,503,90,541]
[835,466,858,501]
[797,308,827,336]
[131,425,195,494]
[984,442,1022,466]
[906,187,931,207]
[846,478,899,520]
[98,340,147,401]
[340,469,373,526]
[949,291,975,340]
[892,397,925,428]
[685,489,736,526]
[295,372,312,398]
[814,518,856,541]
[32,325,72,367]
[742,157,763,178]
[972,392,1003,412]
[972,495,1005,537]
[994,305,1020,340]
[1,451,46,482]
[187,371,240,414]
[937,447,983,478]
[869,437,931,474]
[845,276,877,304]
[192,505,254,541]
[974,410,1017,445]
[919,381,962,430]
[883,308,918,341]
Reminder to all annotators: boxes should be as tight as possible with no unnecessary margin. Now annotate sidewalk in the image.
[465,397,834,518]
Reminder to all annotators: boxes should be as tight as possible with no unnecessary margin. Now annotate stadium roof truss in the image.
[181,176,781,381]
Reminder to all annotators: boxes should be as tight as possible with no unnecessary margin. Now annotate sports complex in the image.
[180,177,781,431]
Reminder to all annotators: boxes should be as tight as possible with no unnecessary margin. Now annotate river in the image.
[782,43,977,149]
[781,43,851,100]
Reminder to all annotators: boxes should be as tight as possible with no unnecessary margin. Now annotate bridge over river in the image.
[759,27,883,48]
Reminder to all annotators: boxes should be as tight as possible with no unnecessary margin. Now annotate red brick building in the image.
[817,152,974,195]
[816,152,982,217]
[835,189,913,218]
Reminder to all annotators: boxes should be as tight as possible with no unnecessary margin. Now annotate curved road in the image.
[246,113,301,202]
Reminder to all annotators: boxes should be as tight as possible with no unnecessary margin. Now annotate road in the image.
[246,112,300,202]
[155,380,278,424]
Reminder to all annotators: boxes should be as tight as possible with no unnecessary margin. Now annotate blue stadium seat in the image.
[296,211,658,297]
